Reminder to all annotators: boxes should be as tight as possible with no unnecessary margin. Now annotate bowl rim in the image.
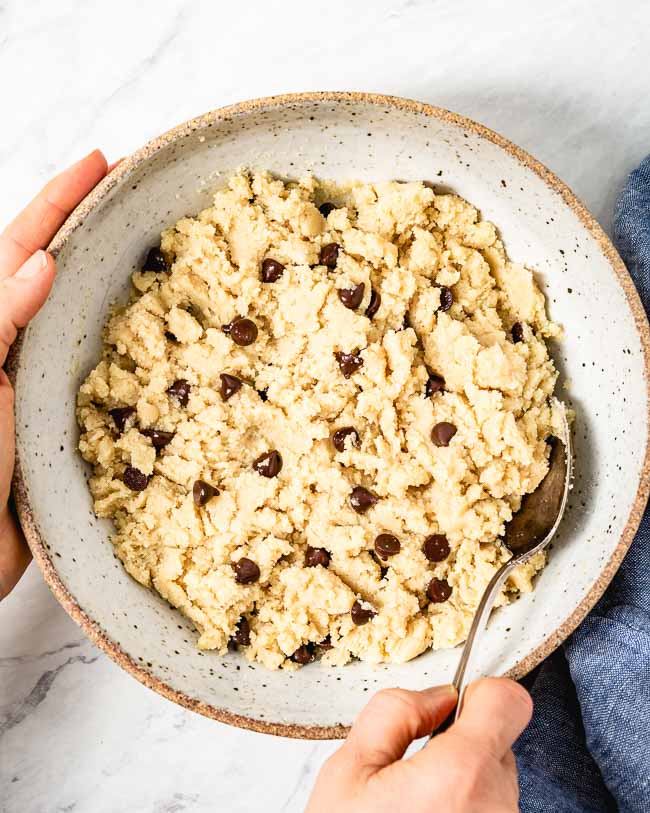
[8,90,650,740]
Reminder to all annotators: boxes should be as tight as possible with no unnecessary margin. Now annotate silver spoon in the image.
[436,403,572,728]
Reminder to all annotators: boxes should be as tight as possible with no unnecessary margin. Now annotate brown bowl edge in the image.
[8,90,650,740]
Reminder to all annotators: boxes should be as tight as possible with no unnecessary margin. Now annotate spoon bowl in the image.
[504,433,571,556]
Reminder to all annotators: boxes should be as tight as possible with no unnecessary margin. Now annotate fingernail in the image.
[107,157,125,173]
[86,148,107,166]
[15,250,48,279]
[439,684,458,695]
[421,684,457,698]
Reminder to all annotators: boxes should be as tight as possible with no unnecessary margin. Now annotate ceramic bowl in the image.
[9,92,650,738]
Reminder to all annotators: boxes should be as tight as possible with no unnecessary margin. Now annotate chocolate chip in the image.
[253,450,282,478]
[291,644,315,665]
[365,288,381,319]
[231,616,250,647]
[230,318,258,346]
[109,407,135,432]
[305,547,330,568]
[318,635,333,650]
[167,379,190,406]
[438,286,453,312]
[425,373,445,398]
[233,558,260,584]
[193,479,218,506]
[424,534,450,562]
[123,466,149,492]
[335,350,364,378]
[257,388,268,402]
[141,429,175,449]
[374,534,401,559]
[261,258,285,283]
[431,422,457,447]
[427,577,452,603]
[143,247,169,273]
[351,600,376,626]
[338,283,365,310]
[511,322,524,343]
[320,242,340,269]
[318,202,336,217]
[220,373,243,401]
[332,426,360,452]
[349,486,378,514]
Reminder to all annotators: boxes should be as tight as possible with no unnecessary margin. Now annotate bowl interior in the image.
[14,96,649,735]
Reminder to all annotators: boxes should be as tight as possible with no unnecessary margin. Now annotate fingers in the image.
[0,370,30,600]
[0,369,16,505]
[0,251,56,367]
[0,149,107,279]
[343,685,458,771]
[453,678,533,760]
[0,150,108,602]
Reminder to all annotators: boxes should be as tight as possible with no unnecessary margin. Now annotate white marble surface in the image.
[1,0,649,810]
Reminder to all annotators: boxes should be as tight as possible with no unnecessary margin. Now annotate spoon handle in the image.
[449,559,518,720]
[427,556,523,742]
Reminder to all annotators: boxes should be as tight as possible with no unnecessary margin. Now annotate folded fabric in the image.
[515,153,650,813]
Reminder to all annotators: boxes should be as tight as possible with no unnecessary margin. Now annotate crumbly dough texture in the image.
[77,171,563,670]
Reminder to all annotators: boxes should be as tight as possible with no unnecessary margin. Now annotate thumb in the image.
[343,685,458,772]
[0,250,56,366]
[452,678,533,759]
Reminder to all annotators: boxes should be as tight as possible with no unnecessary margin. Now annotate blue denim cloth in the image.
[514,153,650,813]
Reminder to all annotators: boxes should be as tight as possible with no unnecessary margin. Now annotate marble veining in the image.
[2,0,650,810]
[1,651,100,737]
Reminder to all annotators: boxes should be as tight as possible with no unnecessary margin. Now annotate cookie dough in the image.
[77,171,564,670]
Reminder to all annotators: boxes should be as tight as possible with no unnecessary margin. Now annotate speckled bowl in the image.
[9,93,650,738]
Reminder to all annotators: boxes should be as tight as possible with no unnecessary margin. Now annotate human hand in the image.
[0,150,109,600]
[306,677,532,813]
